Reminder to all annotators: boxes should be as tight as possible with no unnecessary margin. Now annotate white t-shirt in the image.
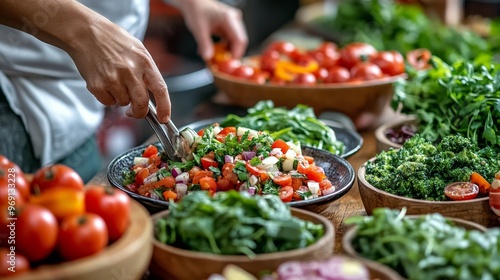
[0,0,149,164]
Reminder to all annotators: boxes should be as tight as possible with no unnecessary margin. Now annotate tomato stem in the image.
[77,215,87,225]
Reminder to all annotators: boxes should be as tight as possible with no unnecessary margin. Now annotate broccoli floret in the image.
[437,134,476,154]
[392,162,431,199]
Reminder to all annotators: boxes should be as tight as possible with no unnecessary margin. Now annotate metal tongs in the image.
[145,100,192,161]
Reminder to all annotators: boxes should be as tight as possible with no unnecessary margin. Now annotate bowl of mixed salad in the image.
[108,123,355,213]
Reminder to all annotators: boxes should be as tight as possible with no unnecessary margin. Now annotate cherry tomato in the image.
[371,51,405,76]
[260,50,280,73]
[216,178,234,192]
[232,65,255,80]
[250,72,267,84]
[216,58,241,75]
[85,185,131,242]
[279,186,294,202]
[406,48,432,70]
[444,182,479,201]
[267,41,296,56]
[338,42,377,69]
[313,67,329,81]
[273,174,292,187]
[199,177,217,193]
[306,166,327,182]
[317,42,338,57]
[350,62,383,81]
[0,248,29,276]
[324,66,350,83]
[201,157,219,170]
[271,139,290,153]
[292,73,316,85]
[58,213,108,261]
[0,155,30,199]
[17,204,58,262]
[142,145,158,158]
[31,164,84,193]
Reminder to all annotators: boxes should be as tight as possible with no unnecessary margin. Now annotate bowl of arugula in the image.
[149,191,335,280]
[341,208,498,280]
[358,134,500,227]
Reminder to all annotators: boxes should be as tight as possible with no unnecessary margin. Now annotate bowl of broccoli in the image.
[358,134,500,227]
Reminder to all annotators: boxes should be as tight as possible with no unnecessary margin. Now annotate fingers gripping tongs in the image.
[145,100,192,161]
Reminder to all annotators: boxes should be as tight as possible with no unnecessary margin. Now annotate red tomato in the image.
[0,248,29,276]
[0,184,24,209]
[216,178,234,192]
[273,174,292,187]
[219,126,237,136]
[490,192,500,210]
[0,155,30,199]
[313,67,329,81]
[199,177,217,193]
[267,41,296,56]
[201,157,219,170]
[192,170,214,184]
[371,51,405,76]
[135,168,150,186]
[444,182,479,201]
[271,139,290,153]
[324,66,350,83]
[31,164,84,193]
[17,204,58,262]
[197,129,205,137]
[250,72,267,84]
[350,62,383,81]
[245,162,269,181]
[319,179,333,191]
[317,42,338,57]
[142,145,158,158]
[260,50,280,73]
[306,166,327,182]
[338,42,377,69]
[292,73,316,85]
[221,163,239,185]
[278,186,294,202]
[291,177,304,191]
[216,58,241,75]
[85,185,131,242]
[58,213,108,261]
[233,65,255,80]
[406,48,432,70]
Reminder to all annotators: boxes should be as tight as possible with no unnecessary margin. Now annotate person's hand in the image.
[175,0,248,61]
[68,18,171,123]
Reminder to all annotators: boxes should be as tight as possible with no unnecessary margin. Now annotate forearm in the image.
[0,0,108,54]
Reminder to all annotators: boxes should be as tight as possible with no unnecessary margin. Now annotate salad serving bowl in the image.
[107,143,355,214]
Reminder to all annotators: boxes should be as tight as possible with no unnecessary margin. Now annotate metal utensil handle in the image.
[145,101,178,160]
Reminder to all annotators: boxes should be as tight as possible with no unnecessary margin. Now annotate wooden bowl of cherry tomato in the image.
[209,41,409,130]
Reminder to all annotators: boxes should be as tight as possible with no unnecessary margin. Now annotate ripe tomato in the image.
[406,48,432,70]
[17,204,58,262]
[199,177,217,193]
[142,145,158,158]
[306,166,327,182]
[0,248,29,276]
[58,213,108,261]
[271,139,290,153]
[273,174,292,187]
[350,62,383,81]
[260,50,280,73]
[292,73,316,85]
[216,58,241,75]
[371,51,405,76]
[0,155,30,199]
[201,157,219,170]
[444,182,479,201]
[338,42,377,69]
[232,65,255,80]
[317,42,338,57]
[324,66,350,83]
[313,67,329,81]
[31,164,84,193]
[216,177,234,192]
[250,72,267,84]
[279,186,294,202]
[85,185,131,242]
[135,168,150,185]
[0,185,24,209]
[267,41,296,56]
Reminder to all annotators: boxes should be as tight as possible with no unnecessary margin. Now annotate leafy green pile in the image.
[154,191,324,257]
[315,0,490,63]
[365,134,499,201]
[392,57,500,151]
[220,100,345,155]
[346,208,500,280]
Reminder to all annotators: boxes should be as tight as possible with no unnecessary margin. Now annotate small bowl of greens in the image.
[342,208,497,280]
[149,191,334,280]
[358,134,500,227]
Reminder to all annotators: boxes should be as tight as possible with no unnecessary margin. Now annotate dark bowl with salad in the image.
[107,122,355,214]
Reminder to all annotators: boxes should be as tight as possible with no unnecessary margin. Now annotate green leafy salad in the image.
[220,100,345,156]
[154,190,324,257]
[346,208,500,280]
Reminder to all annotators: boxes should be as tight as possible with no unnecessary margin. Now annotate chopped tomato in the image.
[273,174,292,187]
[135,168,149,185]
[291,177,304,190]
[271,139,289,153]
[303,156,314,165]
[216,178,234,192]
[152,176,176,189]
[201,157,219,170]
[197,129,205,136]
[192,170,214,184]
[162,190,177,201]
[279,186,294,202]
[199,177,217,192]
[319,179,333,191]
[219,126,237,136]
[189,166,202,179]
[245,162,269,181]
[297,161,310,175]
[142,145,158,158]
[292,191,303,201]
[406,48,431,70]
[306,166,327,182]
[444,182,479,201]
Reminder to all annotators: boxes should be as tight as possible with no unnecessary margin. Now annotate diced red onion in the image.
[159,162,168,169]
[171,167,182,178]
[277,261,304,278]
[270,148,283,157]
[175,172,189,184]
[242,151,256,161]
[150,191,160,200]
[298,185,309,192]
[224,155,234,163]
[175,183,188,197]
[322,186,336,196]
[247,186,257,195]
[238,182,248,192]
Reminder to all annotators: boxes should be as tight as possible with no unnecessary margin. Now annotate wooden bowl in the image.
[358,161,500,227]
[211,69,406,130]
[149,208,335,280]
[375,115,417,153]
[13,200,153,280]
[341,215,487,280]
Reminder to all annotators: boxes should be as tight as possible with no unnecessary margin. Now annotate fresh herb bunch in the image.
[365,134,499,201]
[154,191,324,257]
[345,208,500,280]
[220,100,345,155]
[315,0,490,63]
[392,57,500,151]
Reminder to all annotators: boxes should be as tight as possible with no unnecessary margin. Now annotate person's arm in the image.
[0,0,171,122]
[165,0,248,61]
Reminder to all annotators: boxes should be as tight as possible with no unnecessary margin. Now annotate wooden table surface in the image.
[88,102,399,254]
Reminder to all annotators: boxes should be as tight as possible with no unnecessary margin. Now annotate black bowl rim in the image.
[107,143,356,209]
